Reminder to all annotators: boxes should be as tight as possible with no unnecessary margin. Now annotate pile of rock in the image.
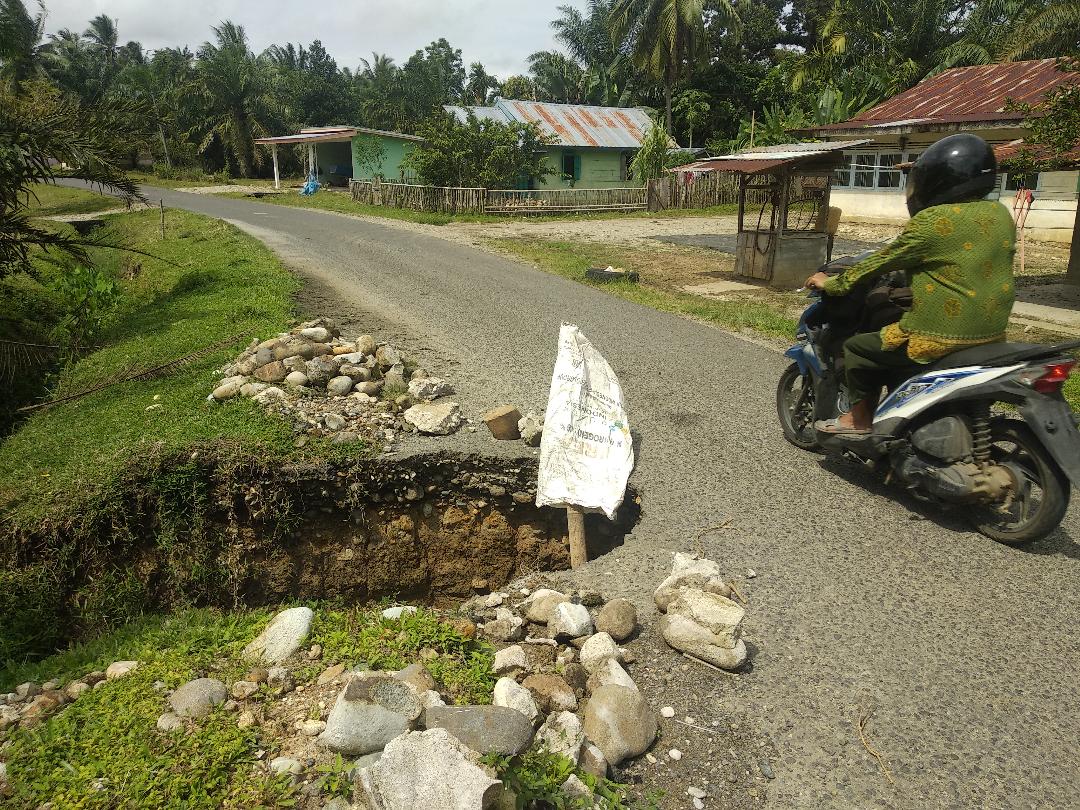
[0,660,138,734]
[210,318,463,444]
[2,590,657,809]
[655,553,747,671]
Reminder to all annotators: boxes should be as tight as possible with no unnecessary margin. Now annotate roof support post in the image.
[271,143,280,190]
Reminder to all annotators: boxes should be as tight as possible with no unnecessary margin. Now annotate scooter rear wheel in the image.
[972,420,1070,544]
[776,363,821,451]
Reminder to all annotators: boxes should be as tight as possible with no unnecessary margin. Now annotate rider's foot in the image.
[815,417,871,436]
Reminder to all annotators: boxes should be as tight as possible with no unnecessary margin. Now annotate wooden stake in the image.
[567,506,587,569]
[159,199,165,239]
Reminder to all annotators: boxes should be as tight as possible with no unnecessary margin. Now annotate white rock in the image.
[156,712,183,732]
[359,728,501,810]
[212,377,246,401]
[493,677,539,724]
[419,690,446,710]
[548,602,593,638]
[269,756,304,776]
[694,799,705,810]
[688,787,708,799]
[407,377,455,400]
[324,413,347,431]
[582,684,657,766]
[243,607,314,664]
[301,719,327,736]
[299,326,331,342]
[660,706,675,718]
[326,375,354,396]
[284,371,308,386]
[535,710,585,764]
[168,678,227,719]
[669,748,683,761]
[239,381,267,397]
[493,645,527,675]
[654,552,732,613]
[523,588,567,623]
[381,605,418,620]
[484,593,506,608]
[403,401,463,435]
[579,632,623,673]
[586,657,639,693]
[252,386,286,404]
[659,612,747,670]
[561,773,592,801]
[106,661,138,680]
[64,681,90,700]
[669,589,745,649]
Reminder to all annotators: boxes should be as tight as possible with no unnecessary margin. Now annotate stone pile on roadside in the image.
[210,318,463,447]
[2,591,657,809]
[655,552,748,671]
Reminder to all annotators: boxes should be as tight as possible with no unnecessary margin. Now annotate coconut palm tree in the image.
[84,14,119,68]
[464,62,499,105]
[609,0,740,134]
[0,0,48,87]
[551,0,635,105]
[190,21,279,177]
[356,53,406,130]
[528,50,588,103]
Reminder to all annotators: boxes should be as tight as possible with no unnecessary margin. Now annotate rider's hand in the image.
[805,271,829,291]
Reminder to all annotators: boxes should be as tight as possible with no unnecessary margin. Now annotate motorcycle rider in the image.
[805,133,1017,435]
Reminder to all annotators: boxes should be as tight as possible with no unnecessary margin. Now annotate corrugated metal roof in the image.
[672,140,871,175]
[255,126,423,146]
[498,99,655,147]
[811,59,1076,133]
[443,98,660,148]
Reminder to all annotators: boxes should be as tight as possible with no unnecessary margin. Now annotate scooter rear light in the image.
[1019,360,1077,394]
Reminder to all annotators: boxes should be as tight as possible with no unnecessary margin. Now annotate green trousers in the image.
[843,331,923,405]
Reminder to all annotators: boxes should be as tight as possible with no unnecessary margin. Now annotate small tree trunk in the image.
[664,79,673,136]
[1068,203,1080,285]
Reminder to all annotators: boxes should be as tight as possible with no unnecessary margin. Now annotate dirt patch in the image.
[2,448,639,661]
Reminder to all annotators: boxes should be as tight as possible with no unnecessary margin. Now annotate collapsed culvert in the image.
[3,449,639,660]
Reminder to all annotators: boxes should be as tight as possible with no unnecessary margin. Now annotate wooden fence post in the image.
[567,506,587,568]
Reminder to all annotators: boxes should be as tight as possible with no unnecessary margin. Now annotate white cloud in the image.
[39,0,583,77]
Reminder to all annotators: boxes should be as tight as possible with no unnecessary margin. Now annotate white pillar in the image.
[271,143,280,190]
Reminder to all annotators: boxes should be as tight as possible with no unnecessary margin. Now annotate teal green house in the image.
[255,126,424,188]
[443,98,662,189]
[256,99,662,190]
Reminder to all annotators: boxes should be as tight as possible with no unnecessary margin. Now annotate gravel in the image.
[97,181,1080,810]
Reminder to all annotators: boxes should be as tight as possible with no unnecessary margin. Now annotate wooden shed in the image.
[673,141,870,288]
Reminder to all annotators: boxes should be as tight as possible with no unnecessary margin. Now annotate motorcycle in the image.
[777,252,1080,544]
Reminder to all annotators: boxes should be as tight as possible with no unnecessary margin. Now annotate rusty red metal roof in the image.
[807,59,1076,134]
[445,98,660,148]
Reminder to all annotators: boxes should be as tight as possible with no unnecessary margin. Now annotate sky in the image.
[39,0,587,78]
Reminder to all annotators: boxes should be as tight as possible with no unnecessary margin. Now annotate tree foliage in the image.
[403,112,556,188]
[0,81,146,276]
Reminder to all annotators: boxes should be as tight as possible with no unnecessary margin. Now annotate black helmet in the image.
[905,133,997,216]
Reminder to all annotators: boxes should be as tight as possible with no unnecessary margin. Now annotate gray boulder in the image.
[582,684,657,766]
[284,371,308,387]
[300,326,331,342]
[403,402,463,435]
[375,345,401,368]
[339,363,371,381]
[356,335,377,356]
[358,729,502,810]
[523,589,567,623]
[408,377,454,400]
[596,598,638,642]
[423,705,535,755]
[304,356,338,387]
[243,607,314,664]
[326,375,354,396]
[658,611,747,670]
[168,678,227,719]
[318,673,417,756]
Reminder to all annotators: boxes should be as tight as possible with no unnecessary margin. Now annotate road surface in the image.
[66,182,1080,809]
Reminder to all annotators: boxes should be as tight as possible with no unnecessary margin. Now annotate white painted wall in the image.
[833,170,1078,244]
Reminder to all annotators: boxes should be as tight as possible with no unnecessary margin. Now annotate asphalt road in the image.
[71,183,1080,808]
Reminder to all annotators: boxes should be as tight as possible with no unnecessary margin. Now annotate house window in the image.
[620,152,631,182]
[834,150,913,190]
[561,152,581,181]
[1004,171,1039,192]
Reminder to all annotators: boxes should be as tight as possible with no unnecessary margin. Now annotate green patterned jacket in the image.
[822,200,1016,362]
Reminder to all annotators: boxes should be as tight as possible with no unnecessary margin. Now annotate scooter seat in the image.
[926,340,1080,371]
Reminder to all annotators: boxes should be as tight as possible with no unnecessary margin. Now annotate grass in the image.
[25,183,121,217]
[0,208,375,528]
[495,237,799,341]
[220,187,738,227]
[0,604,507,808]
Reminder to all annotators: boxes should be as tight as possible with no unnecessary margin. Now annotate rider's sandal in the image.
[815,418,871,436]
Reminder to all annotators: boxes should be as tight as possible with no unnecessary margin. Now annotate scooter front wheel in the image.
[776,362,822,451]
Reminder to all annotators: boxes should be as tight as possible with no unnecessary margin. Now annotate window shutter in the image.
[573,154,582,181]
